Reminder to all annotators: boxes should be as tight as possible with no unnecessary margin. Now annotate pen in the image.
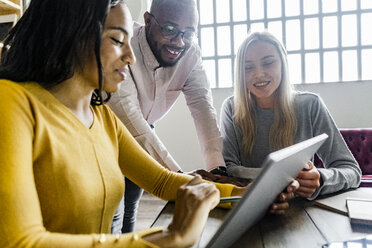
[219,196,242,203]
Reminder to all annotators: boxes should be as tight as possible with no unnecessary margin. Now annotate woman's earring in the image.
[91,89,103,105]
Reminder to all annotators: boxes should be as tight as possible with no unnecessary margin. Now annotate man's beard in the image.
[153,43,186,67]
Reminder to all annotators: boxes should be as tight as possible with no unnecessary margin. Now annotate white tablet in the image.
[206,133,328,248]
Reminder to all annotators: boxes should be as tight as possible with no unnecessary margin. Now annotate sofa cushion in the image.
[339,128,372,175]
[314,128,372,187]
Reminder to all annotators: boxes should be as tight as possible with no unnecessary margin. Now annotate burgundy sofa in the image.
[314,128,372,187]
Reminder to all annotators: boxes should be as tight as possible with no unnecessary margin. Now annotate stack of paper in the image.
[346,198,372,226]
[314,188,372,216]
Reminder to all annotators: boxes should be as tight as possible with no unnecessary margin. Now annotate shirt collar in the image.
[138,26,161,71]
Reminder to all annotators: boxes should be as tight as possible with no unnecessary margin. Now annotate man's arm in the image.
[182,58,225,171]
[107,74,182,172]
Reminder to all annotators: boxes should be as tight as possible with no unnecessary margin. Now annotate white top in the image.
[108,22,224,171]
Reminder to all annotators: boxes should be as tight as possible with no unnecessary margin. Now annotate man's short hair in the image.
[150,0,196,15]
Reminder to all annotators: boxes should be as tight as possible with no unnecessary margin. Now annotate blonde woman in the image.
[220,31,361,200]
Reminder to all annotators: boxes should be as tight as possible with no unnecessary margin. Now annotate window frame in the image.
[197,0,372,88]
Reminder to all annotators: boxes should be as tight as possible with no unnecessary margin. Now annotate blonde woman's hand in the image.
[143,175,220,248]
[295,161,321,198]
[270,180,299,215]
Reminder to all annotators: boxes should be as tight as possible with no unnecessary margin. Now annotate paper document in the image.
[314,188,372,215]
[346,198,372,226]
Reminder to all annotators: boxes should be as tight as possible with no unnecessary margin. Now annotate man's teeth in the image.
[167,48,180,55]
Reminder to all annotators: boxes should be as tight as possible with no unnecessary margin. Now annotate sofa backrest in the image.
[314,128,372,175]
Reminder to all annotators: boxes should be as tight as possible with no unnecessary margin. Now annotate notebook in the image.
[203,133,328,248]
[314,187,372,216]
[346,198,372,226]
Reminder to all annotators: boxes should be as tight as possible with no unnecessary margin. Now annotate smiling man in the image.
[107,0,229,234]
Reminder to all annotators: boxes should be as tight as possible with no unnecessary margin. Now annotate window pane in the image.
[361,13,372,45]
[285,0,300,16]
[342,15,357,47]
[288,54,302,84]
[250,0,264,20]
[267,0,282,18]
[341,0,356,11]
[323,16,338,48]
[362,49,372,80]
[286,20,301,51]
[234,24,248,54]
[233,0,247,22]
[361,0,372,9]
[303,0,318,15]
[305,53,320,83]
[322,0,337,13]
[201,28,215,56]
[323,52,339,82]
[203,60,216,88]
[199,0,214,25]
[218,59,233,87]
[216,0,230,23]
[342,50,358,81]
[304,18,319,49]
[250,22,265,33]
[268,21,283,44]
[197,0,369,87]
[217,26,231,55]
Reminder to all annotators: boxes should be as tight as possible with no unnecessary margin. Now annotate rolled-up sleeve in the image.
[182,58,225,170]
[107,76,182,172]
[306,96,361,199]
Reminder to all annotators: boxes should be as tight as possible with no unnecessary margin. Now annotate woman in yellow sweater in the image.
[0,0,296,247]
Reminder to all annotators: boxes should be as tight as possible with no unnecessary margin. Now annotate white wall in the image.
[126,0,150,23]
[155,82,372,172]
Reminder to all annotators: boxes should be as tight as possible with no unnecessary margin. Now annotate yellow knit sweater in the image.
[0,80,234,248]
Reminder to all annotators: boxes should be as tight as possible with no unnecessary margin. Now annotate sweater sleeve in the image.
[0,81,167,248]
[182,56,225,171]
[107,75,182,172]
[0,81,166,248]
[0,79,235,248]
[306,95,361,199]
[114,110,235,201]
[220,98,243,171]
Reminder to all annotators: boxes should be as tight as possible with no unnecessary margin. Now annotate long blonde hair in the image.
[233,31,297,158]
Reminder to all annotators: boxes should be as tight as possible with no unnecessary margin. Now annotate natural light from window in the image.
[197,0,372,88]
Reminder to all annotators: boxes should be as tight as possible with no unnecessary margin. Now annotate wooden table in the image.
[152,188,372,248]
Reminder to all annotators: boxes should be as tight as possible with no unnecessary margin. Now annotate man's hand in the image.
[190,169,250,187]
[295,161,321,198]
[269,180,299,215]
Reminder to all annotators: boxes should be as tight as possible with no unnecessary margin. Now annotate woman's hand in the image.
[295,161,321,198]
[143,175,220,248]
[269,180,299,215]
[229,179,299,215]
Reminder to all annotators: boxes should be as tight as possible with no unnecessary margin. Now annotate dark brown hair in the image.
[0,0,124,105]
